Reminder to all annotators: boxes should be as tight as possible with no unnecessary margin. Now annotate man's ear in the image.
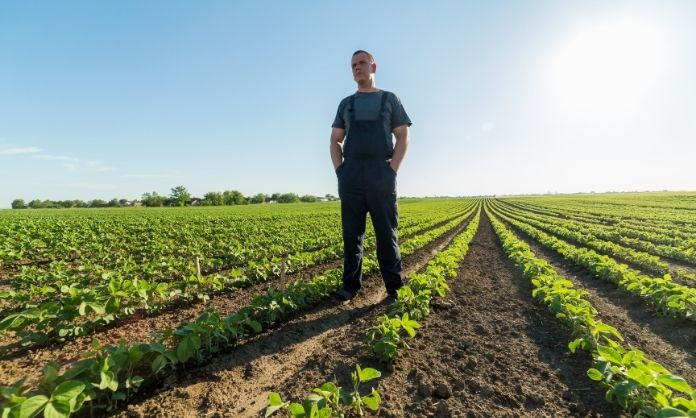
[371,62,377,73]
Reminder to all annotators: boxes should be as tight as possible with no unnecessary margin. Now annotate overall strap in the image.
[379,90,390,113]
[348,94,356,122]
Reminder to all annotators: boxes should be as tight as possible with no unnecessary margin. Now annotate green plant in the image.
[364,208,481,363]
[487,202,695,416]
[365,313,420,362]
[265,364,381,417]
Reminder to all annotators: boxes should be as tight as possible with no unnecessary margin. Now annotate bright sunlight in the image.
[544,16,670,113]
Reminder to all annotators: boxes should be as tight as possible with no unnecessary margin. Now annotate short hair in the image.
[352,50,376,64]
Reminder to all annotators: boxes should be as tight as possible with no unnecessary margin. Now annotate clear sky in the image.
[1,0,695,207]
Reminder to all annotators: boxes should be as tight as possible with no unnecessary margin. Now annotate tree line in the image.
[10,186,338,209]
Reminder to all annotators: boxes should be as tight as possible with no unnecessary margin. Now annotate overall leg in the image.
[366,163,403,294]
[339,169,368,296]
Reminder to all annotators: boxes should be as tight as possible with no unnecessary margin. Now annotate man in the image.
[330,50,412,302]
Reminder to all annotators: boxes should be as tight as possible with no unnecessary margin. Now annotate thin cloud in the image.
[87,160,115,172]
[0,146,42,155]
[481,122,495,133]
[121,174,184,179]
[27,154,116,172]
[31,154,80,162]
[67,182,117,190]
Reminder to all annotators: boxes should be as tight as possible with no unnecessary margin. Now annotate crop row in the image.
[503,200,696,253]
[0,200,480,417]
[507,197,696,233]
[488,205,696,320]
[266,364,383,417]
[486,204,695,416]
[265,203,483,417]
[266,205,484,417]
[0,216,343,300]
[0,210,338,269]
[0,200,470,272]
[365,208,481,362]
[2,202,471,297]
[0,205,462,302]
[0,203,479,349]
[491,201,696,281]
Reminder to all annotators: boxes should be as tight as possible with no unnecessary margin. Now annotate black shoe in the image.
[333,288,355,303]
[386,286,402,297]
[383,292,398,304]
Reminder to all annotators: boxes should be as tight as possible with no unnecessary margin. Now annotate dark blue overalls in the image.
[336,92,404,297]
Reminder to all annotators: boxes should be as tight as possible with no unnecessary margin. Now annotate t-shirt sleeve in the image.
[331,101,345,129]
[390,93,412,129]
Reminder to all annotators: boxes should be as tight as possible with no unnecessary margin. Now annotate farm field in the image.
[0,194,695,418]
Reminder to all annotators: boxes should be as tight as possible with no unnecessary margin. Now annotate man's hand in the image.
[330,127,345,171]
[390,125,410,172]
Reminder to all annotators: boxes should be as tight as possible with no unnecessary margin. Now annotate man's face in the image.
[351,53,376,84]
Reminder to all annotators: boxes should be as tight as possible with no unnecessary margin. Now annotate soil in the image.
[110,213,473,418]
[112,213,631,418]
[500,217,696,381]
[4,211,692,417]
[0,256,344,387]
[0,211,457,333]
[0,214,465,385]
[664,259,696,282]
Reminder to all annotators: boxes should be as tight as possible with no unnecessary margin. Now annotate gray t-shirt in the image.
[331,90,412,137]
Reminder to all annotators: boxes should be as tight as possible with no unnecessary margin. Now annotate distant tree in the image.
[222,190,246,205]
[73,200,87,208]
[59,200,74,208]
[222,191,233,205]
[142,192,164,207]
[107,198,121,207]
[11,199,27,209]
[325,194,338,201]
[277,193,300,203]
[300,194,316,203]
[250,193,266,204]
[119,198,129,206]
[28,199,44,209]
[202,192,224,206]
[170,186,191,207]
[89,199,107,208]
[270,193,281,202]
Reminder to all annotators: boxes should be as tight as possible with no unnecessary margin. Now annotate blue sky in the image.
[1,0,695,207]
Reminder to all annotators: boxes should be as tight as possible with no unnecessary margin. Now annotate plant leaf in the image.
[51,380,85,402]
[597,345,622,365]
[18,395,49,418]
[264,392,288,417]
[657,375,693,394]
[43,400,71,418]
[587,368,603,381]
[358,367,381,383]
[152,354,168,374]
[177,336,194,363]
[363,389,381,410]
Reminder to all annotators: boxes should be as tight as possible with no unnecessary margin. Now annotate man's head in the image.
[351,50,376,86]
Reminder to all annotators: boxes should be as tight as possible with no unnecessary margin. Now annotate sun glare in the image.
[545,16,669,113]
